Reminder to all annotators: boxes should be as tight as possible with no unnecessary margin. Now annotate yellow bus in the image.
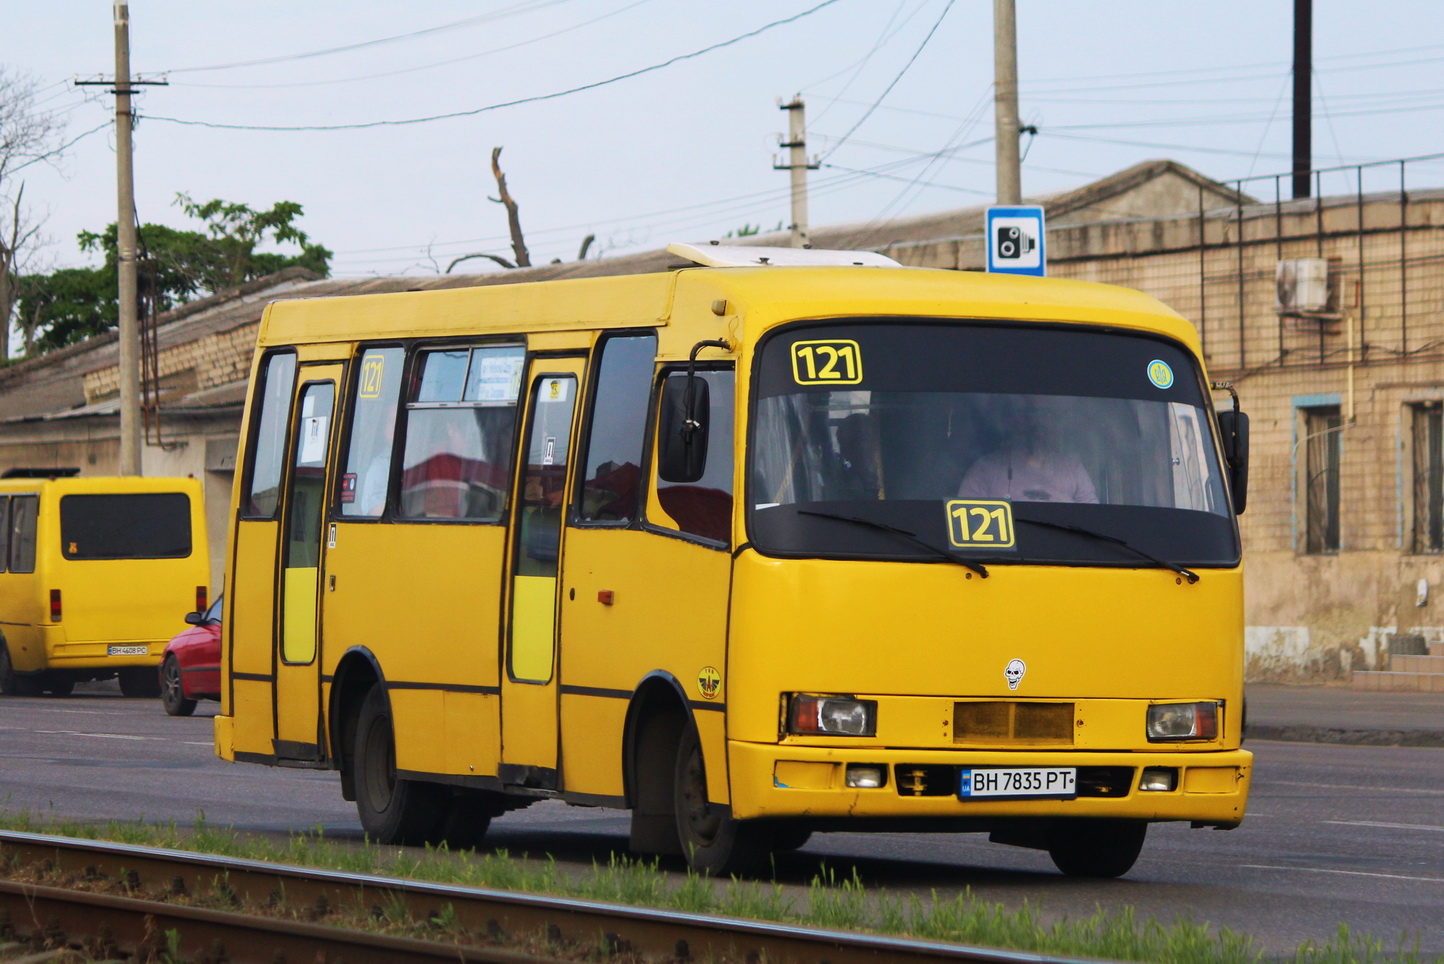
[0,472,210,698]
[217,244,1252,877]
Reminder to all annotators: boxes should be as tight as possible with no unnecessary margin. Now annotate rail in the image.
[0,829,1098,963]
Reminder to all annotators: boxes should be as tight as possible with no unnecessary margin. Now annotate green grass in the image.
[0,810,1434,964]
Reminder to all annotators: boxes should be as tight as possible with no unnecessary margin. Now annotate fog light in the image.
[788,694,877,737]
[1146,701,1219,741]
[1139,766,1178,792]
[845,765,885,788]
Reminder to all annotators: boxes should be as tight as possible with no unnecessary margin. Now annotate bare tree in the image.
[489,147,530,269]
[0,69,67,361]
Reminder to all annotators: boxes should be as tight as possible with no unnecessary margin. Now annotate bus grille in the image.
[953,701,1075,746]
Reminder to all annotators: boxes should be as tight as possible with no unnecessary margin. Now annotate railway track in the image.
[0,829,1092,963]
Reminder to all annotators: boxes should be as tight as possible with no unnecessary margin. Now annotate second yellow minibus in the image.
[217,244,1251,877]
[0,473,210,697]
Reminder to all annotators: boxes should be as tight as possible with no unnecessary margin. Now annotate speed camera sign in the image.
[986,206,1046,276]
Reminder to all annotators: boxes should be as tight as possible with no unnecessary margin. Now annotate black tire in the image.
[118,666,162,699]
[0,644,39,696]
[160,657,197,717]
[353,686,448,845]
[674,725,772,876]
[1046,819,1148,878]
[42,674,75,697]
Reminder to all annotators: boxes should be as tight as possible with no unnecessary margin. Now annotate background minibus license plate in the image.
[108,645,148,656]
[959,767,1076,798]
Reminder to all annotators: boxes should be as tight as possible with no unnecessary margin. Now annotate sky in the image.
[5,1,1444,280]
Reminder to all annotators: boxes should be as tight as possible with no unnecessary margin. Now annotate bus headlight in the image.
[1146,701,1219,741]
[788,694,877,737]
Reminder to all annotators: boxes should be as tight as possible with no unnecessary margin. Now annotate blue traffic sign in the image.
[986,205,1046,276]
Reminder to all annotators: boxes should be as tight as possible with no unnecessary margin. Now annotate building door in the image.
[500,359,583,788]
[273,366,343,760]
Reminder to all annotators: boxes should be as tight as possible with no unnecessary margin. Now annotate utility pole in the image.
[993,0,1022,204]
[113,1,141,475]
[77,5,167,474]
[774,98,818,248]
[1292,0,1312,200]
[78,3,165,474]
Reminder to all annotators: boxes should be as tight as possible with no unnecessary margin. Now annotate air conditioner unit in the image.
[1276,258,1331,313]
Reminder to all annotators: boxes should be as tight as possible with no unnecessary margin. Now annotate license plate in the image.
[959,767,1076,798]
[108,645,148,656]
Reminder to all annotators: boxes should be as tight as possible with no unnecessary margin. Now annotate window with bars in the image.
[1302,406,1342,554]
[1412,403,1444,553]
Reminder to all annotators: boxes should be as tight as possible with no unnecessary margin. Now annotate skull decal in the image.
[1004,658,1026,690]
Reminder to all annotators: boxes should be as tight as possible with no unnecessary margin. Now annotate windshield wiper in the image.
[1013,517,1199,584]
[797,509,988,578]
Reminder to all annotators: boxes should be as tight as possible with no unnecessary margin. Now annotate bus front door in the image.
[500,360,583,789]
[274,366,342,761]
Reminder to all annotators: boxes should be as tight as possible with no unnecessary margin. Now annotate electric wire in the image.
[144,0,844,132]
[816,0,954,162]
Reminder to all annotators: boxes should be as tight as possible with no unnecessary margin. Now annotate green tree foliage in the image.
[16,194,331,355]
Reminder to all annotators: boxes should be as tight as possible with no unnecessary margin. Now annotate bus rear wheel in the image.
[0,645,39,696]
[673,726,772,876]
[353,686,447,845]
[118,666,161,698]
[1046,819,1148,878]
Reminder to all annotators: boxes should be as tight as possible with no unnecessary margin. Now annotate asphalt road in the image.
[0,686,1439,958]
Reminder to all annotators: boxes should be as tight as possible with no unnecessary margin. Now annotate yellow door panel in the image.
[281,567,318,663]
[510,575,556,682]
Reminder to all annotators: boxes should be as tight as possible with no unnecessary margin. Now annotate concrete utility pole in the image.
[114,1,142,475]
[1292,0,1313,200]
[993,0,1022,205]
[774,98,818,248]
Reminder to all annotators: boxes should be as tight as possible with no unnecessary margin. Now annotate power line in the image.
[162,0,577,75]
[817,0,954,162]
[144,0,844,132]
[171,0,655,91]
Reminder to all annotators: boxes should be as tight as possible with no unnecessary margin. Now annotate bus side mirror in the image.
[1217,410,1249,515]
[657,374,709,483]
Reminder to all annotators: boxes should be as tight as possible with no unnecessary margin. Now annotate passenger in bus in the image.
[834,413,883,499]
[958,395,1098,503]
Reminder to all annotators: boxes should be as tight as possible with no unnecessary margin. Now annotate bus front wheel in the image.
[353,686,447,845]
[673,726,771,876]
[1046,819,1148,878]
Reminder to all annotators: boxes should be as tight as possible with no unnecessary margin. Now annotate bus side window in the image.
[9,496,37,574]
[0,496,8,573]
[339,346,404,518]
[243,352,299,518]
[576,332,656,524]
[655,368,734,544]
[398,345,524,521]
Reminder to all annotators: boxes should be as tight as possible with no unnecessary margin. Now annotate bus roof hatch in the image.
[667,242,901,269]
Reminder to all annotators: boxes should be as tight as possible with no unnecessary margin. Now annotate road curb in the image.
[1246,724,1444,747]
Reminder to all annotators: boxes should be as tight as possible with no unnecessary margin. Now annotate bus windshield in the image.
[748,320,1238,568]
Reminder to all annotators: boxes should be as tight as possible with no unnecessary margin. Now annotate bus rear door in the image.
[500,359,584,789]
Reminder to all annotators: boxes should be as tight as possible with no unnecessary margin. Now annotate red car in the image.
[159,594,222,716]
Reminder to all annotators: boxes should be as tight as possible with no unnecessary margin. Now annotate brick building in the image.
[3,158,1442,683]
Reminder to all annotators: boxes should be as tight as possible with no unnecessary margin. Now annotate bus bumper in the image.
[727,742,1251,827]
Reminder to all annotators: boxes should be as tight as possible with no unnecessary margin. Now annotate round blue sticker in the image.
[1147,359,1174,389]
